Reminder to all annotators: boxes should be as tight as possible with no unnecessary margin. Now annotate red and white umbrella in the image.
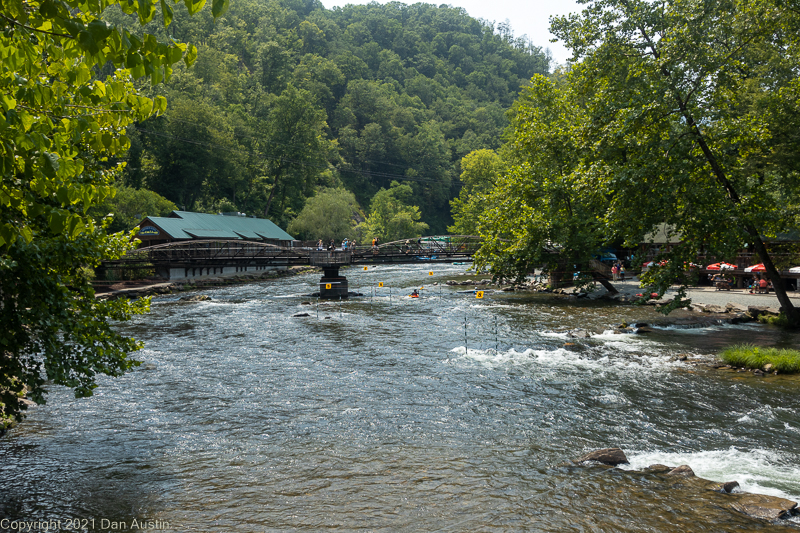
[706,262,735,271]
[744,264,766,273]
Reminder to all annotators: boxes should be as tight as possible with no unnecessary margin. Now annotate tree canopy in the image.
[0,0,223,428]
[287,187,360,241]
[472,0,800,322]
[360,181,429,242]
[109,0,551,234]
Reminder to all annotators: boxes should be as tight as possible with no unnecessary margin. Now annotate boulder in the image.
[292,312,311,318]
[646,464,672,473]
[501,286,515,292]
[446,280,458,286]
[690,303,708,313]
[180,294,211,302]
[667,465,695,476]
[704,304,727,314]
[569,329,591,339]
[572,448,629,466]
[720,481,740,493]
[731,493,798,521]
[726,302,748,313]
[763,363,774,373]
[747,305,771,317]
[635,326,655,334]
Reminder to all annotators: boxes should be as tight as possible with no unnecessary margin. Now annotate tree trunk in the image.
[637,27,798,326]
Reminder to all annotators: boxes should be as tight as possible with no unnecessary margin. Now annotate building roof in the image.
[142,211,294,241]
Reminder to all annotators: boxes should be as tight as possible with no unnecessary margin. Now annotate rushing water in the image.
[2,264,800,532]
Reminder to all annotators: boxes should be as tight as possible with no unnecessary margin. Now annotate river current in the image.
[2,264,800,532]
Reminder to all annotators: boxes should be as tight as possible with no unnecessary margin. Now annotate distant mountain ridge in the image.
[107,0,550,233]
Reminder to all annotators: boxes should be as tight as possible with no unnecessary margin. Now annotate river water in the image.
[2,264,800,532]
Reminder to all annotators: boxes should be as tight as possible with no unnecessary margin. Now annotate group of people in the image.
[748,276,772,294]
[711,273,732,290]
[611,262,626,281]
[316,238,357,251]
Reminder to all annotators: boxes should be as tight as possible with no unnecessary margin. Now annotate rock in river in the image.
[731,493,798,521]
[666,465,695,477]
[180,294,211,302]
[573,448,629,466]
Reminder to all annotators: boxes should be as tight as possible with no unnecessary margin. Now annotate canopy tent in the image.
[744,264,766,273]
[789,266,800,274]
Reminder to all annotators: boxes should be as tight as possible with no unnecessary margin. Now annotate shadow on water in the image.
[2,265,800,531]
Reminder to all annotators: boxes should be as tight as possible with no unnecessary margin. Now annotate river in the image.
[2,264,799,532]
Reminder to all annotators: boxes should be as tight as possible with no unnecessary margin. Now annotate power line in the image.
[133,127,463,186]
[160,114,433,175]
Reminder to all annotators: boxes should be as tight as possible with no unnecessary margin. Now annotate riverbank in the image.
[94,265,319,300]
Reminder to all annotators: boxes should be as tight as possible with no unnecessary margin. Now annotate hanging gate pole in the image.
[464,313,468,355]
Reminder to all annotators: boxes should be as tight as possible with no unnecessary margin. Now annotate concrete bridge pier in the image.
[309,251,352,299]
[319,266,349,299]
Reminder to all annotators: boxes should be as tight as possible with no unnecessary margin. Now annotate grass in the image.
[720,344,800,373]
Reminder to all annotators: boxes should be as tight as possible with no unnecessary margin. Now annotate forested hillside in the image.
[105,0,550,234]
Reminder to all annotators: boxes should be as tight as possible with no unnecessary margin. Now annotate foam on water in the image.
[651,322,763,333]
[623,447,800,502]
[448,346,679,373]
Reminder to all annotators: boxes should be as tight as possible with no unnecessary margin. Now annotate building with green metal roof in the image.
[136,211,294,246]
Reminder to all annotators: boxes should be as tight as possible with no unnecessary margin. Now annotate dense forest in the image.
[104,0,551,235]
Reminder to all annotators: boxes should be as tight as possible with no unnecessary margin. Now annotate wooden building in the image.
[135,211,294,247]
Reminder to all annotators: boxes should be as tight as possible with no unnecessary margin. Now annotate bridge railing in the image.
[309,250,352,266]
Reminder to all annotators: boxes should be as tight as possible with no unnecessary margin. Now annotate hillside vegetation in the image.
[107,0,550,235]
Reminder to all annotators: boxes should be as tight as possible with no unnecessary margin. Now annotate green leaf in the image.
[48,210,68,234]
[183,0,206,16]
[87,20,113,43]
[211,0,229,18]
[41,152,60,178]
[184,44,198,67]
[160,0,173,27]
[0,94,17,111]
[77,30,99,55]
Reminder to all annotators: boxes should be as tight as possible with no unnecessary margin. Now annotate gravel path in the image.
[606,278,799,308]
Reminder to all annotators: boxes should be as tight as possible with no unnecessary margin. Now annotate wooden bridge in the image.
[98,236,483,297]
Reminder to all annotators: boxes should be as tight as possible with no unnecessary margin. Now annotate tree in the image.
[360,181,428,242]
[545,0,800,321]
[477,0,800,320]
[92,186,178,233]
[260,84,337,220]
[0,0,226,429]
[449,149,503,235]
[474,76,607,283]
[287,187,360,241]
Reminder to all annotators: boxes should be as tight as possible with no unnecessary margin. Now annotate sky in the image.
[318,0,583,66]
